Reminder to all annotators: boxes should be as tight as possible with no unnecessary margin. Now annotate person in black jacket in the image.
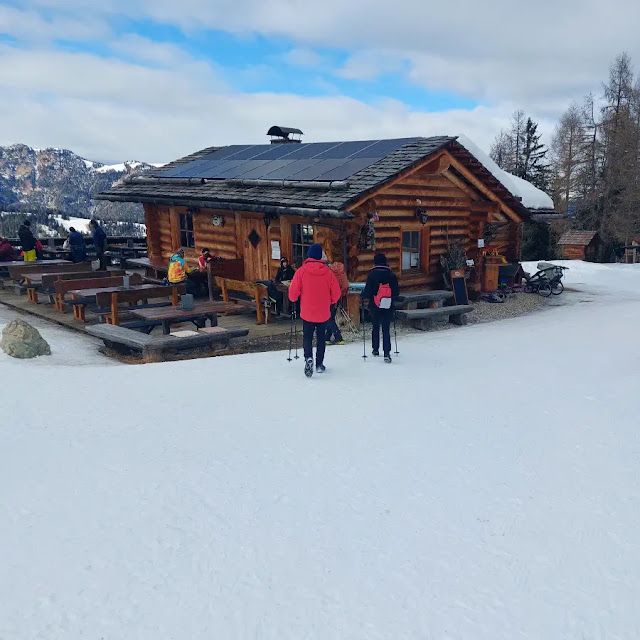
[362,253,399,363]
[18,220,37,261]
[274,257,295,283]
[68,227,87,263]
[90,219,108,270]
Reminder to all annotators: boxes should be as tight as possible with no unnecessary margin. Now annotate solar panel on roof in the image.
[216,160,272,179]
[284,159,345,181]
[194,160,249,179]
[348,138,418,159]
[251,160,308,180]
[280,141,343,159]
[314,158,379,181]
[155,138,423,181]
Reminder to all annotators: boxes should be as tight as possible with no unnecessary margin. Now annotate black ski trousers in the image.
[371,307,392,356]
[302,320,326,365]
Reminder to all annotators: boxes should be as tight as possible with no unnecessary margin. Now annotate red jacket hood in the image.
[288,258,342,322]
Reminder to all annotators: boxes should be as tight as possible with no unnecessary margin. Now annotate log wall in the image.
[561,245,586,260]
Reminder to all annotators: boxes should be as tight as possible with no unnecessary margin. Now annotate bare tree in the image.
[551,102,585,214]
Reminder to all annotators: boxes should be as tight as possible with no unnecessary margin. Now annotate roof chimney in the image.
[267,126,303,144]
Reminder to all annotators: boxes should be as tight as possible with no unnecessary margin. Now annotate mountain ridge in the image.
[0,143,160,235]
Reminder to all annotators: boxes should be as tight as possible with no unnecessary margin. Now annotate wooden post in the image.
[110,292,119,326]
[207,262,213,302]
[171,286,179,306]
[255,287,265,325]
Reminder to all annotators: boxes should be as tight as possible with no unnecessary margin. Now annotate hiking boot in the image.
[325,340,332,345]
[336,340,345,345]
[384,355,392,363]
[316,364,326,373]
[372,350,380,357]
[304,358,314,378]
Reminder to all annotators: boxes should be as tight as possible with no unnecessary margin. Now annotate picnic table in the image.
[0,259,70,273]
[274,281,292,315]
[69,283,161,301]
[41,248,72,260]
[127,301,240,335]
[126,257,168,280]
[24,269,126,304]
[106,244,148,266]
[67,283,160,321]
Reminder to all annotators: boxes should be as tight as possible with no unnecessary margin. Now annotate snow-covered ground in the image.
[52,216,146,235]
[2,261,640,639]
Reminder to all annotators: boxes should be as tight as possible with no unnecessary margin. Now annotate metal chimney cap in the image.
[267,126,304,138]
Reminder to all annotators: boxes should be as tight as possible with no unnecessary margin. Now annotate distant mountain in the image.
[0,143,161,236]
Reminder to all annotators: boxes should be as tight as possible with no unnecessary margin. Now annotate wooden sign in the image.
[450,268,469,305]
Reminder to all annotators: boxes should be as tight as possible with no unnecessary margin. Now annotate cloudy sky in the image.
[1,0,639,163]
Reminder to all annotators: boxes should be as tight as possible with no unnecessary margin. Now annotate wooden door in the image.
[240,218,269,281]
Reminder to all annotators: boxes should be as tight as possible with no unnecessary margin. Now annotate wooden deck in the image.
[0,278,293,349]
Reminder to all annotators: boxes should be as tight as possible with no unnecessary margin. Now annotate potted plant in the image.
[440,240,468,289]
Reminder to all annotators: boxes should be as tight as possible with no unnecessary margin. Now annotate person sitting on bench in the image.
[168,249,198,296]
[275,257,295,283]
[0,237,18,262]
[197,247,224,271]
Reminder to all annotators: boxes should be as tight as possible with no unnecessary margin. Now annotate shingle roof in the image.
[557,230,599,246]
[94,136,531,220]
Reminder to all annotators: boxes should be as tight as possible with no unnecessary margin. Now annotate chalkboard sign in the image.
[450,269,469,305]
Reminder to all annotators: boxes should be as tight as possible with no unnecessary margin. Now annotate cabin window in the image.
[179,212,195,248]
[402,231,421,270]
[291,223,314,266]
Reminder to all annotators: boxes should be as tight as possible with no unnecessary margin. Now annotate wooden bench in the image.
[124,301,241,334]
[395,290,454,309]
[97,284,185,326]
[54,274,143,318]
[396,304,474,329]
[85,323,249,361]
[215,276,269,324]
[28,270,125,304]
[8,262,91,294]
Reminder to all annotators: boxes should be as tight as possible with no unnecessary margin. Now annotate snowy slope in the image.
[93,161,163,174]
[1,262,640,639]
[457,134,554,210]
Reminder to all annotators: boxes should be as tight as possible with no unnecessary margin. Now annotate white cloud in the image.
[0,39,516,163]
[280,48,326,68]
[3,0,640,163]
[336,50,406,81]
[0,4,110,41]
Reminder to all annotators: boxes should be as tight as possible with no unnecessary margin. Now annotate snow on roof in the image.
[455,134,554,211]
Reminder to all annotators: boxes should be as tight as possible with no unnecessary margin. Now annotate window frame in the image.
[179,211,195,249]
[290,222,314,267]
[401,229,421,272]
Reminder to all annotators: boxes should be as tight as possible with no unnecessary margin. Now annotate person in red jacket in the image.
[288,243,341,377]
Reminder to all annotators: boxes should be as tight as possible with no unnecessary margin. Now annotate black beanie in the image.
[307,243,323,260]
[374,253,387,266]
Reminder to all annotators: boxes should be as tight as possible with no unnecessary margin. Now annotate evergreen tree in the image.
[518,117,551,190]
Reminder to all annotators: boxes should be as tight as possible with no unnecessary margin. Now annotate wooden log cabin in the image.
[96,130,551,305]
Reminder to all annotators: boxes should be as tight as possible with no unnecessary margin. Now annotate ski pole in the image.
[293,307,299,359]
[393,309,399,355]
[287,309,294,362]
[361,303,367,360]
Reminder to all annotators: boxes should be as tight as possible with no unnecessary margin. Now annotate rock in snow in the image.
[0,318,51,358]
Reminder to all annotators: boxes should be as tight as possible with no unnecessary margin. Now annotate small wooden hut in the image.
[557,230,602,261]
[96,131,551,309]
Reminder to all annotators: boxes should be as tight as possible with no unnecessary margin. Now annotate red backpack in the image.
[373,282,392,309]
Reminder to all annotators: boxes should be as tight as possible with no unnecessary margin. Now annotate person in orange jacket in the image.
[168,248,197,295]
[288,243,341,377]
[325,258,349,345]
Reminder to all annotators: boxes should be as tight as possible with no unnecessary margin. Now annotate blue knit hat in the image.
[307,243,323,260]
